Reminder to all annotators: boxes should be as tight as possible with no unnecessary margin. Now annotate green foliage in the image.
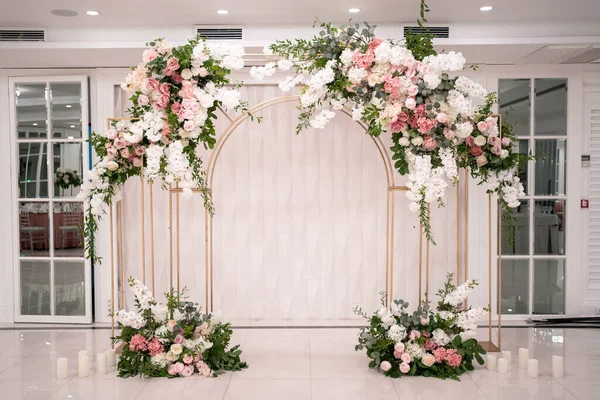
[404,0,437,61]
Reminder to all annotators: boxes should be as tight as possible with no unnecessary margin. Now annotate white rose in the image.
[191,66,200,76]
[474,135,487,147]
[405,98,417,110]
[181,68,193,80]
[411,136,424,146]
[166,351,179,362]
[500,149,509,159]
[106,161,119,171]
[398,137,410,146]
[170,344,183,355]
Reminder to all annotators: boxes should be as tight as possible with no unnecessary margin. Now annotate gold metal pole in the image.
[488,194,493,343]
[169,185,173,290]
[149,182,155,294]
[176,191,180,293]
[210,211,214,312]
[498,199,503,350]
[464,169,469,309]
[205,208,209,312]
[457,181,461,284]
[118,202,124,308]
[425,206,430,303]
[390,189,396,304]
[418,222,423,301]
[109,206,115,349]
[385,188,390,305]
[140,174,146,284]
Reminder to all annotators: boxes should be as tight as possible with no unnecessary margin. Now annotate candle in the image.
[486,354,497,370]
[97,353,107,375]
[501,350,512,366]
[552,355,564,378]
[57,358,68,380]
[518,348,529,369]
[78,354,89,378]
[497,358,509,374]
[107,349,117,367]
[527,359,538,378]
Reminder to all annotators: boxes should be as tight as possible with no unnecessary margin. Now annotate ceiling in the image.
[1,0,600,27]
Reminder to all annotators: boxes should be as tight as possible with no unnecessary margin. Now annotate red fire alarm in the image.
[581,199,590,208]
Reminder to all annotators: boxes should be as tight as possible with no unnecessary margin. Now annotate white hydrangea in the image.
[456,307,487,332]
[277,59,294,71]
[352,105,365,121]
[115,310,145,329]
[455,121,474,139]
[432,328,451,346]
[145,145,164,181]
[447,90,474,117]
[150,303,169,323]
[444,280,477,307]
[387,324,407,341]
[155,325,170,343]
[164,140,191,184]
[436,311,456,321]
[250,62,277,80]
[151,353,169,368]
[376,307,396,328]
[423,73,442,89]
[215,87,241,110]
[279,74,304,92]
[422,51,466,72]
[309,109,336,129]
[406,342,425,360]
[454,76,488,99]
[439,147,458,180]
[348,67,367,84]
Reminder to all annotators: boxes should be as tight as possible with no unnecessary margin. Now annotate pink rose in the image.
[488,134,500,146]
[491,144,502,155]
[172,73,183,84]
[106,129,117,139]
[400,362,411,374]
[405,98,417,110]
[443,128,456,139]
[501,137,511,147]
[394,351,403,359]
[159,83,171,96]
[422,331,431,338]
[420,317,429,325]
[183,120,195,131]
[132,157,142,167]
[162,125,172,138]
[138,94,149,106]
[401,353,412,364]
[166,57,180,72]
[425,340,437,351]
[436,113,449,125]
[405,68,416,78]
[145,78,160,92]
[409,330,421,341]
[407,85,419,97]
[471,145,483,156]
[120,148,130,158]
[168,364,178,376]
[194,353,202,362]
[368,37,384,51]
[465,136,475,147]
[134,146,146,156]
[182,110,195,120]
[198,67,209,77]
[174,334,184,344]
[183,354,194,365]
[153,94,169,110]
[353,49,375,69]
[394,343,405,353]
[486,116,497,128]
[380,361,392,372]
[174,362,185,374]
[114,138,126,149]
[171,102,182,115]
[422,136,437,151]
[182,365,194,377]
[397,112,409,123]
[142,49,158,64]
[476,155,488,167]
[167,320,177,331]
[106,147,117,159]
[391,120,407,133]
[477,121,488,133]
[422,353,436,367]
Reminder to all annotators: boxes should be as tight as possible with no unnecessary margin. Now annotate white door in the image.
[10,76,92,323]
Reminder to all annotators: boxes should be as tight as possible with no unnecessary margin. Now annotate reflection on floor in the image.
[0,327,599,399]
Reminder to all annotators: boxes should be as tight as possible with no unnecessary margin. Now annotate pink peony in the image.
[159,83,171,97]
[384,76,402,94]
[147,337,164,357]
[380,360,392,372]
[134,146,146,156]
[471,145,483,156]
[129,334,148,352]
[138,94,149,106]
[425,340,437,351]
[168,364,178,376]
[465,136,475,147]
[153,94,169,110]
[394,351,403,359]
[486,116,497,128]
[171,102,182,116]
[106,129,118,139]
[405,97,417,110]
[477,121,489,133]
[172,73,183,84]
[436,112,449,125]
[397,112,409,123]
[394,343,405,353]
[422,353,436,367]
[182,365,194,377]
[145,78,160,92]
[391,120,408,133]
[444,128,456,139]
[414,104,428,118]
[120,148,130,159]
[142,49,158,64]
[407,85,419,97]
[166,57,180,72]
[368,37,384,51]
[132,157,142,167]
[422,135,437,151]
[433,347,447,363]
[445,349,462,367]
[174,334,184,345]
[501,137,511,147]
[401,353,412,364]
[476,155,488,167]
[400,362,411,374]
[353,49,375,69]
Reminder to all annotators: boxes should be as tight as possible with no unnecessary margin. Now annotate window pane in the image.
[499,79,530,137]
[53,143,83,198]
[515,140,529,195]
[533,259,565,314]
[16,83,47,138]
[55,261,85,316]
[500,260,529,314]
[534,78,567,136]
[20,260,51,315]
[534,200,565,255]
[18,142,48,198]
[50,83,82,139]
[54,202,84,257]
[19,202,50,257]
[535,139,566,196]
[501,200,529,255]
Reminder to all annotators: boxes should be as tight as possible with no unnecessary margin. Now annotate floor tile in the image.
[392,376,486,400]
[232,353,310,379]
[243,329,310,355]
[312,378,398,400]
[311,354,385,379]
[49,376,149,400]
[558,379,600,400]
[538,354,600,380]
[474,376,577,400]
[135,376,230,399]
[0,379,69,400]
[224,378,310,400]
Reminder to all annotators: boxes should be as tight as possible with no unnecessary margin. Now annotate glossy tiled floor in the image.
[0,327,599,399]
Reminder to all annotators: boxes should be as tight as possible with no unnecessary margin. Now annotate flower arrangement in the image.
[55,168,82,189]
[79,36,254,263]
[113,278,247,378]
[252,2,525,242]
[354,274,487,380]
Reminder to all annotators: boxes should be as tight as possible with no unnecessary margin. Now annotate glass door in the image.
[11,76,91,323]
[498,78,568,317]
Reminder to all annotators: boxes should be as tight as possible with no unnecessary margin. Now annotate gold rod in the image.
[385,188,390,306]
[210,211,214,312]
[388,186,409,191]
[488,194,493,343]
[109,206,115,349]
[464,169,469,309]
[426,206,430,303]
[205,208,209,313]
[498,199,503,351]
[169,185,173,290]
[457,180,461,284]
[118,201,124,308]
[217,105,234,123]
[390,190,396,304]
[418,222,423,301]
[149,182,155,294]
[176,191,180,293]
[140,172,146,285]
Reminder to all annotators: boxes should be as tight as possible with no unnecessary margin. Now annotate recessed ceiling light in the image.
[51,9,78,17]
[86,10,100,16]
[65,104,72,108]
[348,8,361,13]
[68,136,74,139]
[32,123,38,126]
[70,125,75,128]
[480,6,493,11]
[216,10,229,15]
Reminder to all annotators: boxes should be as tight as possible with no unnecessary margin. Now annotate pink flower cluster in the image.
[431,347,463,367]
[147,337,164,357]
[168,362,194,377]
[104,127,147,168]
[129,334,149,352]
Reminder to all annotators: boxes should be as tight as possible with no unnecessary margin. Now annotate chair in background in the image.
[59,212,83,249]
[20,212,47,253]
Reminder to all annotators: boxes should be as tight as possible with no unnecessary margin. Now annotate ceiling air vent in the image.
[0,29,45,42]
[403,26,449,39]
[196,27,242,40]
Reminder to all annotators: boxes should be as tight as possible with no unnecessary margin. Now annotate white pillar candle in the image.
[57,357,68,380]
[78,350,88,366]
[107,349,117,367]
[78,355,89,378]
[518,348,529,369]
[527,358,538,378]
[552,355,564,378]
[501,350,512,365]
[497,358,509,374]
[96,353,107,375]
[486,354,497,370]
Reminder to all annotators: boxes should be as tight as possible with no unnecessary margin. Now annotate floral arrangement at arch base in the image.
[55,168,82,189]
[79,36,254,263]
[354,274,487,380]
[252,7,526,242]
[113,278,247,378]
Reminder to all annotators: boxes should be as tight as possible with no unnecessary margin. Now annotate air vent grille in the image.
[196,28,242,40]
[0,29,45,42]
[403,26,449,39]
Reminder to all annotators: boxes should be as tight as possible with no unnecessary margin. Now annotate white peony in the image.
[348,67,367,84]
[387,324,407,341]
[474,135,487,147]
[181,68,193,80]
